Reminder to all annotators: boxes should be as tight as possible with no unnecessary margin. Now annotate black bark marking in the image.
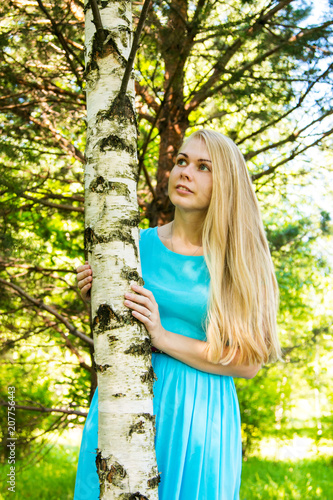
[120,211,141,227]
[125,337,151,356]
[119,494,149,500]
[128,419,145,437]
[93,304,122,333]
[84,227,96,249]
[85,27,128,87]
[140,366,156,395]
[117,2,131,24]
[89,176,131,199]
[96,451,107,471]
[111,94,137,126]
[106,462,127,485]
[147,474,161,489]
[96,452,128,489]
[131,161,140,183]
[85,227,133,244]
[84,227,138,259]
[108,334,119,345]
[128,413,156,438]
[140,365,155,383]
[99,133,136,156]
[96,95,137,131]
[121,265,143,285]
[113,393,125,398]
[100,29,127,64]
[96,364,111,373]
[139,412,156,423]
[84,29,112,76]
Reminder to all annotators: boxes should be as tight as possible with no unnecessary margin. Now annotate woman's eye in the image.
[199,164,210,171]
[177,158,187,166]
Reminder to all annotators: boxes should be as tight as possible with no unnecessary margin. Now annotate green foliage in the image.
[0,0,332,464]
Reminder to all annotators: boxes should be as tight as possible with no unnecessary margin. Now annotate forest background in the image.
[0,0,332,498]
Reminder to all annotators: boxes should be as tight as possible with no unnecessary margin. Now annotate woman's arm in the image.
[154,329,260,379]
[125,283,261,379]
[76,270,260,379]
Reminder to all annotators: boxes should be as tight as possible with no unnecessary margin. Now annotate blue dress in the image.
[74,227,242,500]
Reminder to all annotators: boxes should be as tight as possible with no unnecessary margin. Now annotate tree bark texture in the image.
[84,1,159,498]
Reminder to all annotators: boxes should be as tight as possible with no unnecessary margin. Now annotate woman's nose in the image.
[180,163,194,179]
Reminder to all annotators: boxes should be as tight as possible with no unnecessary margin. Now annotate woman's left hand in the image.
[124,283,165,347]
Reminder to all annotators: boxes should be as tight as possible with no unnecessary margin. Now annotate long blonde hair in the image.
[183,130,281,365]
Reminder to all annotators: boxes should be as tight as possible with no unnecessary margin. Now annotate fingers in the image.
[131,309,152,325]
[124,298,151,319]
[80,283,92,300]
[78,274,92,289]
[76,262,92,301]
[124,284,156,323]
[77,263,92,288]
[77,277,92,296]
[76,262,92,274]
[125,288,153,310]
[129,283,156,303]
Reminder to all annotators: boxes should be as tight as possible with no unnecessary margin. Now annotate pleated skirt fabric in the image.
[74,353,242,500]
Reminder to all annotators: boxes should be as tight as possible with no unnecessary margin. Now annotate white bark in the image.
[84,1,159,498]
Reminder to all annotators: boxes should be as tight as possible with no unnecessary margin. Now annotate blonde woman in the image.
[74,130,281,500]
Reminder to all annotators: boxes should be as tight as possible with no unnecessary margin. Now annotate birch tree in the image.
[84,0,158,498]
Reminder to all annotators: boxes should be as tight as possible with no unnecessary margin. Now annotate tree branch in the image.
[282,324,332,358]
[0,261,77,274]
[90,0,106,44]
[0,400,88,417]
[185,0,318,113]
[18,193,84,213]
[252,125,333,181]
[135,81,160,113]
[245,109,333,161]
[36,312,94,374]
[119,0,152,97]
[36,0,85,79]
[0,70,85,101]
[237,62,333,146]
[22,114,85,163]
[0,278,93,346]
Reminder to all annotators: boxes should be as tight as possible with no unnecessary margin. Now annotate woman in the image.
[74,129,281,499]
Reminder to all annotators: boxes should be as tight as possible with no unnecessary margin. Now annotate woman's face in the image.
[168,137,213,213]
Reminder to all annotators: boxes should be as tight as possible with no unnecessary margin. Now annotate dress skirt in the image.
[74,227,242,499]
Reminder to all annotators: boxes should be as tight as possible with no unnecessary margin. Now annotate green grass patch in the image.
[0,443,79,500]
[1,442,332,499]
[241,456,333,499]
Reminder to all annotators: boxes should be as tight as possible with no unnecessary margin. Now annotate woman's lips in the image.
[176,184,193,193]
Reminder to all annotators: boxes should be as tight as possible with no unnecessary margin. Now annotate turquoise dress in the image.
[74,227,242,500]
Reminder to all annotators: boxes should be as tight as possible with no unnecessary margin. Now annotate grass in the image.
[241,456,333,499]
[0,439,332,499]
[0,443,78,500]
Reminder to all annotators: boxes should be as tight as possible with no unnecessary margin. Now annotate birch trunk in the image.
[84,1,159,498]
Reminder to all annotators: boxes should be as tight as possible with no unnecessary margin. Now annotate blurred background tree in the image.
[0,0,332,469]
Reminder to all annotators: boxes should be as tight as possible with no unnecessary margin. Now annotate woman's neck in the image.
[171,209,205,248]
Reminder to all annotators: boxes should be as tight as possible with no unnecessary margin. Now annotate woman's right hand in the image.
[76,261,93,302]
